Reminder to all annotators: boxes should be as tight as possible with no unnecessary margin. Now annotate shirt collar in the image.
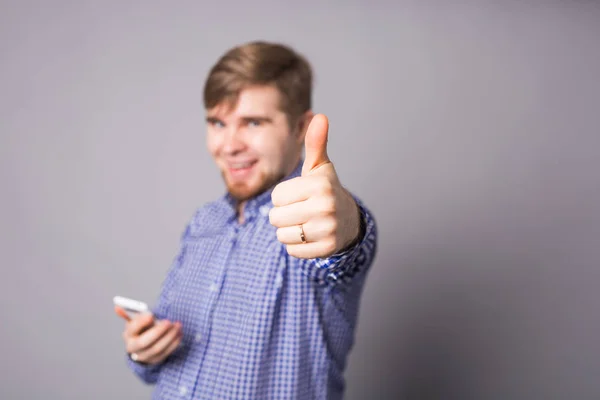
[223,160,303,220]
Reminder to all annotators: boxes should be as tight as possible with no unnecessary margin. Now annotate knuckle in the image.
[268,208,278,225]
[139,328,158,348]
[276,228,285,242]
[144,314,155,325]
[271,181,290,206]
[324,216,337,235]
[317,177,334,196]
[271,188,281,206]
[137,336,149,349]
[320,196,336,214]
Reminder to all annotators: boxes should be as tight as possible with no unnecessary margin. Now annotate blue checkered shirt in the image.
[127,163,378,399]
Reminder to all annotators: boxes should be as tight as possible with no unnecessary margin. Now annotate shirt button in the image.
[260,205,271,216]
[195,333,203,342]
[274,274,283,288]
[209,282,218,292]
[179,386,188,396]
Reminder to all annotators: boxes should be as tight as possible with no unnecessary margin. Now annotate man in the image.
[115,41,377,399]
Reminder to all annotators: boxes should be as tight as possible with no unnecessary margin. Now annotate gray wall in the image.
[1,1,599,399]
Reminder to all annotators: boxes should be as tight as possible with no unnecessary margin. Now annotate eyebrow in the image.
[206,116,222,123]
[206,115,273,124]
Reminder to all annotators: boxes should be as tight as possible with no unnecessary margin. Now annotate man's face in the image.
[206,85,306,202]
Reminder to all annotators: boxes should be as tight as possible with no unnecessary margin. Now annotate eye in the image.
[247,119,261,127]
[208,119,225,129]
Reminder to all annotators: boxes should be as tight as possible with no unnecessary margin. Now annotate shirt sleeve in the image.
[124,213,196,384]
[299,195,378,286]
[126,354,163,384]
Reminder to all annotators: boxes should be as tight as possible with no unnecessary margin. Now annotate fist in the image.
[269,114,361,259]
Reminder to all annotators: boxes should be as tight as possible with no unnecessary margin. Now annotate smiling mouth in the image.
[226,160,257,180]
[230,161,256,170]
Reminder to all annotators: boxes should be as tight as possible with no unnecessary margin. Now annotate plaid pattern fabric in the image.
[127,163,377,399]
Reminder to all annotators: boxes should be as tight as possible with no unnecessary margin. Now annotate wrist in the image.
[338,198,364,253]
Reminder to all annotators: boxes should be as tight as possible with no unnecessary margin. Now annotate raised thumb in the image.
[302,114,330,175]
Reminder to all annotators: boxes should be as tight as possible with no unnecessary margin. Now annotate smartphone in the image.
[113,295,150,319]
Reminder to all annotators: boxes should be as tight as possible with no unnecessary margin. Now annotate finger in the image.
[146,332,183,365]
[124,313,155,337]
[144,324,183,364]
[114,306,131,322]
[271,176,322,207]
[276,225,306,245]
[286,240,338,259]
[276,218,331,245]
[156,332,183,362]
[271,188,336,228]
[131,320,173,353]
[269,200,313,228]
[302,114,330,176]
[126,319,171,353]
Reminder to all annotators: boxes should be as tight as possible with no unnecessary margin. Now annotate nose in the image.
[222,127,246,155]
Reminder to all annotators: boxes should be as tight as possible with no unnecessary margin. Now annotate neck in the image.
[237,201,246,223]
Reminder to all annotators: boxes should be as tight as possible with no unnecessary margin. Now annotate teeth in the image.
[232,162,252,169]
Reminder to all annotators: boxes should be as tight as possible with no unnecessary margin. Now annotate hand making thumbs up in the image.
[269,114,361,259]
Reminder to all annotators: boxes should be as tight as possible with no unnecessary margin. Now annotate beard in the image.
[222,169,285,202]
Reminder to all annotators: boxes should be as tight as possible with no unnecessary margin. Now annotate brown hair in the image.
[203,41,313,127]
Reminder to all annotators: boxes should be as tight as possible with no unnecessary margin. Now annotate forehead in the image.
[208,85,283,119]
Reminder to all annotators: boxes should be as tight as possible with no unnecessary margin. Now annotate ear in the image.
[294,110,314,144]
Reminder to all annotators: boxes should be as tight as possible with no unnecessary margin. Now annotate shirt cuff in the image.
[310,197,377,286]
[125,353,162,384]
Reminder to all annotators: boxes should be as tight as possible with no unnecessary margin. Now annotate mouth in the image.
[226,160,257,181]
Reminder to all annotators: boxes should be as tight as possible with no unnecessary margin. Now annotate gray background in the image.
[1,1,599,399]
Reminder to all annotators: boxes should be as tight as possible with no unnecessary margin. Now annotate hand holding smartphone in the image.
[114,295,183,365]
